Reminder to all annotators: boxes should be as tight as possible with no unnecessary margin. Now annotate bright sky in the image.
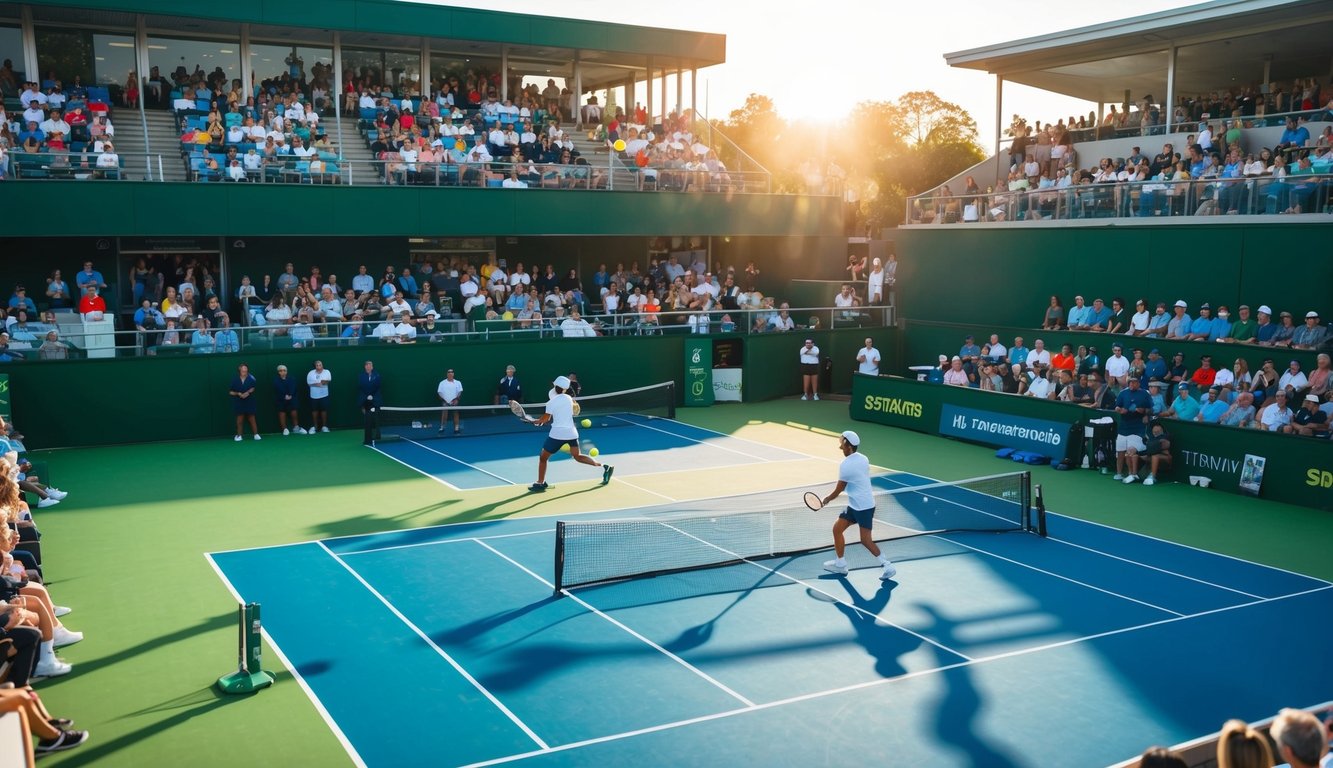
[427,0,1202,147]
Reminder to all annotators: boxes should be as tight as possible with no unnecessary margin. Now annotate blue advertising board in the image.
[939,403,1072,462]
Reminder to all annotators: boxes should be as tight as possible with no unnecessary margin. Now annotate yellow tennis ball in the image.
[581,418,591,428]
[589,448,599,458]
[613,139,626,152]
[560,444,571,453]
[502,311,514,320]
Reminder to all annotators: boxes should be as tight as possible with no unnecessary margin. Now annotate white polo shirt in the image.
[307,368,331,399]
[546,393,577,440]
[838,451,874,511]
[437,378,463,403]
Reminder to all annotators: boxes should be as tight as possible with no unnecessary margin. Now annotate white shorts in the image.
[1115,434,1146,453]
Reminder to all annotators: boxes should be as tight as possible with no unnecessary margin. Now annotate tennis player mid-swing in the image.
[528,375,613,492]
[821,431,897,580]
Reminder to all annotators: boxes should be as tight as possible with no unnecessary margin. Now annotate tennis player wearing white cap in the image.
[822,430,897,580]
[527,375,612,492]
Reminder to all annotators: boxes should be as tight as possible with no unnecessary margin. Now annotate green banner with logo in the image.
[0,374,10,419]
[683,339,714,407]
[851,373,1333,510]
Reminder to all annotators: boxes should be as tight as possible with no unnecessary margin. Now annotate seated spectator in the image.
[1222,305,1256,343]
[1284,394,1329,437]
[1268,310,1297,347]
[1279,359,1308,397]
[77,286,106,319]
[1104,344,1130,386]
[943,356,968,386]
[1291,310,1327,350]
[1106,298,1129,334]
[1041,295,1064,330]
[37,331,67,360]
[1268,707,1326,768]
[1186,303,1215,340]
[213,316,239,353]
[1066,295,1092,330]
[1026,367,1054,398]
[1051,344,1076,371]
[1257,389,1293,431]
[1190,355,1218,388]
[1165,301,1192,339]
[1009,337,1029,367]
[1026,339,1052,370]
[559,308,596,337]
[1163,383,1200,420]
[1196,386,1230,423]
[1251,305,1276,344]
[959,335,982,359]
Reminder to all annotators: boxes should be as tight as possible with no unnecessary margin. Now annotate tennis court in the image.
[207,456,1333,768]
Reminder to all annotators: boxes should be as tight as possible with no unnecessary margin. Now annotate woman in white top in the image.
[799,339,821,400]
[527,375,610,492]
[867,259,885,305]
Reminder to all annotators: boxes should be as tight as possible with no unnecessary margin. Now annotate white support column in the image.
[659,68,665,127]
[136,14,152,175]
[994,74,1004,185]
[239,24,252,106]
[1165,45,1177,134]
[421,38,430,97]
[500,45,508,101]
[690,66,697,120]
[675,61,682,118]
[645,56,653,125]
[573,56,582,127]
[332,32,344,169]
[19,5,36,83]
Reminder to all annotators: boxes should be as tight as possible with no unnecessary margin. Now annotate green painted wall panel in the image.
[741,328,897,401]
[2,183,841,238]
[897,223,1332,328]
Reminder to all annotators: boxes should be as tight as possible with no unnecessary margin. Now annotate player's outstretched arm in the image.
[822,480,847,508]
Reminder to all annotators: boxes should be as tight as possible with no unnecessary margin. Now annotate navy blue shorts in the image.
[838,506,876,529]
[543,436,577,454]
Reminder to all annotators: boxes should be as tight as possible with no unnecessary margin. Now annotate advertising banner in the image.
[683,339,714,407]
[939,404,1072,462]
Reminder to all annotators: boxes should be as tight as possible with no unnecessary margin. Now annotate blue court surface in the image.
[369,413,806,490]
[208,467,1333,768]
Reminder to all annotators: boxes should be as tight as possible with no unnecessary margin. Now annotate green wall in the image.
[851,374,1333,511]
[0,184,842,239]
[5,327,885,448]
[896,223,1333,328]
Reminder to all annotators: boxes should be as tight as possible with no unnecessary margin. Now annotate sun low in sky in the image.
[424,0,1202,145]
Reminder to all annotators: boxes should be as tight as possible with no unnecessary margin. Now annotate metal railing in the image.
[4,149,165,182]
[907,173,1333,224]
[5,304,895,362]
[996,107,1333,153]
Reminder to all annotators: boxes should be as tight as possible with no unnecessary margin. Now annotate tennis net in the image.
[377,381,675,442]
[554,470,1037,593]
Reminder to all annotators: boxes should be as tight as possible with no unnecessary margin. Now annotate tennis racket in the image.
[509,400,535,423]
[571,401,581,417]
[803,492,823,511]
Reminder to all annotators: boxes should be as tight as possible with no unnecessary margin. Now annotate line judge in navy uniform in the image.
[358,360,382,445]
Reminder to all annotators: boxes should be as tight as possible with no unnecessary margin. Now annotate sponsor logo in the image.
[1178,449,1240,476]
[1307,469,1333,488]
[938,404,1070,461]
[863,395,923,419]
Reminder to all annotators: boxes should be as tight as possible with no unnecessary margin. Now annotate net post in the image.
[1021,471,1032,532]
[1034,484,1048,537]
[666,381,676,419]
[553,521,566,597]
[216,602,276,694]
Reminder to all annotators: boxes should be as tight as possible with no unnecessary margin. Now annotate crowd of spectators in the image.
[0,415,88,756]
[926,294,1331,441]
[0,76,120,180]
[1131,706,1330,768]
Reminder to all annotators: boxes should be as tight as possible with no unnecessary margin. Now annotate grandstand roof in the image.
[944,0,1333,104]
[8,0,725,87]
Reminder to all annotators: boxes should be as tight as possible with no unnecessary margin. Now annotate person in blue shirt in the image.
[357,360,382,446]
[272,364,303,435]
[1145,380,1167,416]
[1145,303,1171,337]
[7,287,36,315]
[958,335,981,359]
[397,266,419,300]
[1113,377,1153,483]
[1142,349,1167,384]
[340,314,364,345]
[1008,337,1029,367]
[190,320,214,354]
[1276,117,1310,153]
[926,356,946,384]
[1187,304,1216,340]
[1164,383,1200,420]
[214,315,239,354]
[1067,295,1093,330]
[1207,306,1233,342]
[228,363,261,441]
[1196,387,1229,423]
[494,364,522,404]
[1087,298,1113,331]
[73,261,106,293]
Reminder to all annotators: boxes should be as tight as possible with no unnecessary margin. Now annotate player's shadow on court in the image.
[917,602,1022,768]
[820,577,916,680]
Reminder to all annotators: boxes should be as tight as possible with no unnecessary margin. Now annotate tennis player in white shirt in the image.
[821,431,897,580]
[527,375,611,492]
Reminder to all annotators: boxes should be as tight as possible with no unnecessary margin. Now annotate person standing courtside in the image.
[437,369,463,434]
[822,431,897,580]
[856,337,881,376]
[800,338,821,400]
[307,360,332,433]
[494,364,522,405]
[228,363,261,441]
[358,360,381,446]
[273,364,304,435]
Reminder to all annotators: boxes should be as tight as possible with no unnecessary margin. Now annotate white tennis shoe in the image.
[880,563,898,580]
[822,560,848,575]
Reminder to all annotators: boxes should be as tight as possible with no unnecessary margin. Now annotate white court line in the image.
[459,583,1333,768]
[660,417,840,465]
[313,541,549,750]
[653,521,973,663]
[203,553,369,768]
[365,443,462,490]
[472,539,755,708]
[607,415,783,462]
[1045,535,1264,600]
[400,437,517,485]
[610,475,678,502]
[340,529,554,557]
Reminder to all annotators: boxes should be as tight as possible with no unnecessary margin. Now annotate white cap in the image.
[1258,305,1272,315]
[1174,300,1187,308]
[553,375,571,389]
[840,430,860,447]
[1306,394,1321,403]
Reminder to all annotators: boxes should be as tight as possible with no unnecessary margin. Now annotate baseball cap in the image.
[938,354,948,362]
[1306,394,1321,403]
[1148,380,1162,388]
[553,375,571,389]
[1174,300,1187,308]
[840,430,861,447]
[1258,305,1273,315]
[1178,382,1189,389]
[1306,311,1320,318]
[1150,348,1160,355]
[1200,303,1211,310]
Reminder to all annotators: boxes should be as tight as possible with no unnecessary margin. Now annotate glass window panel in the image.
[35,28,93,89]
[248,42,332,110]
[147,35,240,93]
[0,25,22,96]
[343,48,421,97]
[93,33,136,91]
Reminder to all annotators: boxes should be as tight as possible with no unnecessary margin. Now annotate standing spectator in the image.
[77,286,106,319]
[73,261,106,293]
[856,337,881,376]
[1113,377,1152,482]
[228,363,260,441]
[799,339,820,400]
[273,364,303,435]
[437,368,463,434]
[306,360,332,433]
[866,259,886,305]
[357,360,381,446]
[44,270,70,309]
[494,364,522,405]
